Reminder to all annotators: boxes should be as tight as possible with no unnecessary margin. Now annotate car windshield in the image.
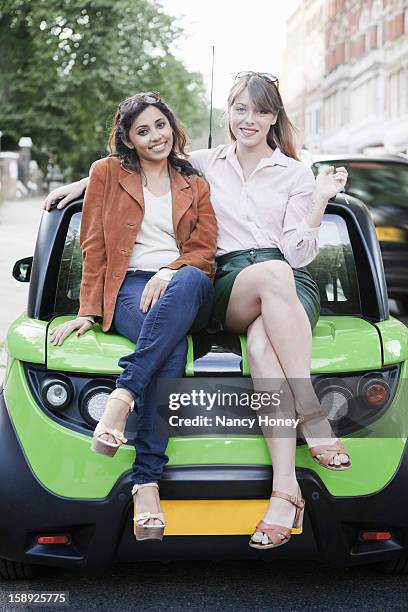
[54,212,361,319]
[312,160,408,208]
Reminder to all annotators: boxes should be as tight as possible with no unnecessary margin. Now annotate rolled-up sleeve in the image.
[280,165,321,268]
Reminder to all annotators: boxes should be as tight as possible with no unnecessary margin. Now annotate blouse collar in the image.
[217,142,289,168]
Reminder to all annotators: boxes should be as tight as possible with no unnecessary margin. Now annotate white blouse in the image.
[189,143,321,268]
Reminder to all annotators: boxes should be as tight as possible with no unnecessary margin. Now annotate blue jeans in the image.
[111,266,214,484]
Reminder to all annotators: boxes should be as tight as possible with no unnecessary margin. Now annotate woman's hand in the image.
[140,276,169,313]
[314,165,348,202]
[48,317,93,346]
[43,177,88,211]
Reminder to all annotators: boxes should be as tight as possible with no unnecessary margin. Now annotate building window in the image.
[370,24,378,49]
[389,71,399,118]
[399,67,406,117]
[378,20,383,46]
[316,108,321,134]
[372,0,381,20]
[359,7,369,30]
[344,39,349,62]
[340,88,347,125]
[406,67,408,113]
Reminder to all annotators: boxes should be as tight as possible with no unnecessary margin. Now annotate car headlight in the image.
[81,384,115,426]
[321,387,352,421]
[315,380,353,422]
[41,376,73,410]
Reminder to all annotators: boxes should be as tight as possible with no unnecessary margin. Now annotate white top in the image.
[127,187,179,279]
[189,143,321,268]
[83,188,178,323]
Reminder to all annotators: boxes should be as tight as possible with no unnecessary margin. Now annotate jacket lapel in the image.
[170,166,193,234]
[118,163,193,232]
[118,165,144,213]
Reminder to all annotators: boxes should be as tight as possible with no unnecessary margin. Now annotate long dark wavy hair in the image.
[228,74,299,160]
[108,92,199,176]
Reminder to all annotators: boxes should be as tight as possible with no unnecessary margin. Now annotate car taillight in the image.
[310,366,399,437]
[361,378,390,407]
[360,531,392,541]
[37,535,70,545]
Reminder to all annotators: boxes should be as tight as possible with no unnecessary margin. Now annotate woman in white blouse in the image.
[44,73,349,550]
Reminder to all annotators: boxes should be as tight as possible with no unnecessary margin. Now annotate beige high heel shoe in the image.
[249,488,305,549]
[132,483,166,542]
[91,388,134,457]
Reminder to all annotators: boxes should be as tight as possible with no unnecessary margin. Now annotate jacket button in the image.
[120,249,127,254]
[114,272,121,277]
[127,222,135,227]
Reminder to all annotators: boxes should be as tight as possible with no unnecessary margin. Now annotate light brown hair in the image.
[227,75,299,160]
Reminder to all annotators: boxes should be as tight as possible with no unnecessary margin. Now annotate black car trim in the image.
[23,363,401,442]
[28,196,389,324]
[328,197,388,321]
[1,388,408,568]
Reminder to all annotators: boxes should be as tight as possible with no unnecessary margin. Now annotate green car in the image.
[1,193,408,580]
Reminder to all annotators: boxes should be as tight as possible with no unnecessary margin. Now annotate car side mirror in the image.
[13,256,33,282]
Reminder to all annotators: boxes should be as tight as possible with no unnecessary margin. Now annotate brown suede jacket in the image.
[78,156,217,331]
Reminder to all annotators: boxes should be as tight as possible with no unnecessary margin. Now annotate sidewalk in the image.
[0,196,44,381]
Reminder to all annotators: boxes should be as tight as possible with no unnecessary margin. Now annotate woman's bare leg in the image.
[225,260,349,465]
[246,316,300,543]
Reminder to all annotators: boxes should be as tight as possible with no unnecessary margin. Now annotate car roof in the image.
[309,153,408,165]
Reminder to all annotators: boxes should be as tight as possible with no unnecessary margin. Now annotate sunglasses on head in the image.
[139,92,161,103]
[235,71,279,89]
[120,92,161,111]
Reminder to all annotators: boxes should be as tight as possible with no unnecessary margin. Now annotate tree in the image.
[0,0,208,178]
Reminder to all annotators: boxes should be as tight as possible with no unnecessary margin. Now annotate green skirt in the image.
[211,248,321,332]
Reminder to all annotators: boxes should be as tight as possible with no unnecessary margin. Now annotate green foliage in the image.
[0,0,208,178]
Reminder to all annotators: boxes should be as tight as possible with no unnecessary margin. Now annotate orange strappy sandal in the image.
[297,409,352,471]
[249,488,305,550]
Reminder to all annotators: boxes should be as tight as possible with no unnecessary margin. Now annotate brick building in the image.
[282,0,408,153]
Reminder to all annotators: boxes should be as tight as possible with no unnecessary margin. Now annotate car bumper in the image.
[1,391,407,570]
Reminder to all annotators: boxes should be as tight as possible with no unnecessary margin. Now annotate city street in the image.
[2,0,408,609]
[1,196,408,609]
[2,559,408,611]
[0,196,43,381]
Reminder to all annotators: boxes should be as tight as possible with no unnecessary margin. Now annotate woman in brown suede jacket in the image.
[49,92,217,542]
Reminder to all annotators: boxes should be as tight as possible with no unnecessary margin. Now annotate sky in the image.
[159,0,302,109]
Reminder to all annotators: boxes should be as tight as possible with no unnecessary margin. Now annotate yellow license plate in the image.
[134,499,303,536]
[376,226,405,242]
